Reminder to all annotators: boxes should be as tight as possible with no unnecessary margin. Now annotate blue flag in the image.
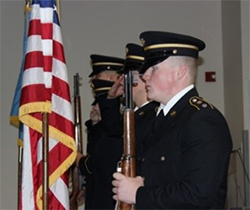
[9,6,31,145]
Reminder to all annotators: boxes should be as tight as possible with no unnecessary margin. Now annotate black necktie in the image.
[152,109,165,132]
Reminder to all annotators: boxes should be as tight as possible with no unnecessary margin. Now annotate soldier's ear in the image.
[176,65,187,80]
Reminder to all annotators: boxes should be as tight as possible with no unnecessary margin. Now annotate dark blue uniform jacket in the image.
[136,88,233,209]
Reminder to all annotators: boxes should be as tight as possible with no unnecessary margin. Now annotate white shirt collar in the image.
[134,100,151,112]
[157,84,194,116]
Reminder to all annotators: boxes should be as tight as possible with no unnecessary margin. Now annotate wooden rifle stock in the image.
[119,72,136,210]
[70,73,83,210]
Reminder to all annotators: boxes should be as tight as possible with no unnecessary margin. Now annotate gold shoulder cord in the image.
[189,97,214,110]
[189,97,200,110]
[200,98,214,109]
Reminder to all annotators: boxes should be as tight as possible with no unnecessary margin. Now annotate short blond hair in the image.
[168,56,198,83]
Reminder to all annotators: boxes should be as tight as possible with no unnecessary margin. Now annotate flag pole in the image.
[42,113,49,210]
[17,142,23,209]
[43,1,59,209]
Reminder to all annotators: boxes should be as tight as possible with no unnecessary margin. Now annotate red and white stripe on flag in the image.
[19,1,76,209]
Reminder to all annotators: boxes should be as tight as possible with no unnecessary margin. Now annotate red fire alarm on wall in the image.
[205,71,216,82]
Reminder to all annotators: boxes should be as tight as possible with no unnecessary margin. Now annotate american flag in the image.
[18,0,76,209]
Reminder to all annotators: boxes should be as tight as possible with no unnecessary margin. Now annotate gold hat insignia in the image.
[126,47,129,54]
[140,38,145,47]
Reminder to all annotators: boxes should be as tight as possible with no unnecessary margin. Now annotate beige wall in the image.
[0,0,249,209]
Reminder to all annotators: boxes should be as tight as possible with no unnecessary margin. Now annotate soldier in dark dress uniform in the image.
[97,43,159,174]
[91,44,159,209]
[76,54,124,209]
[112,31,233,209]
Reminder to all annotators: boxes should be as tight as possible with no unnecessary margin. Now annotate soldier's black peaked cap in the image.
[91,79,114,105]
[89,54,125,77]
[139,31,206,73]
[123,43,145,73]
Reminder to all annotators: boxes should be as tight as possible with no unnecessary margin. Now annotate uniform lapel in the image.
[142,88,199,154]
[135,101,158,121]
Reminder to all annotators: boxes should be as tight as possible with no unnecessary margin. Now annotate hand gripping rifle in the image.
[70,73,84,210]
[117,70,136,210]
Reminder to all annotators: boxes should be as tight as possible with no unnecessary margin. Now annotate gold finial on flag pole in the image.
[24,0,32,13]
[56,0,61,22]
